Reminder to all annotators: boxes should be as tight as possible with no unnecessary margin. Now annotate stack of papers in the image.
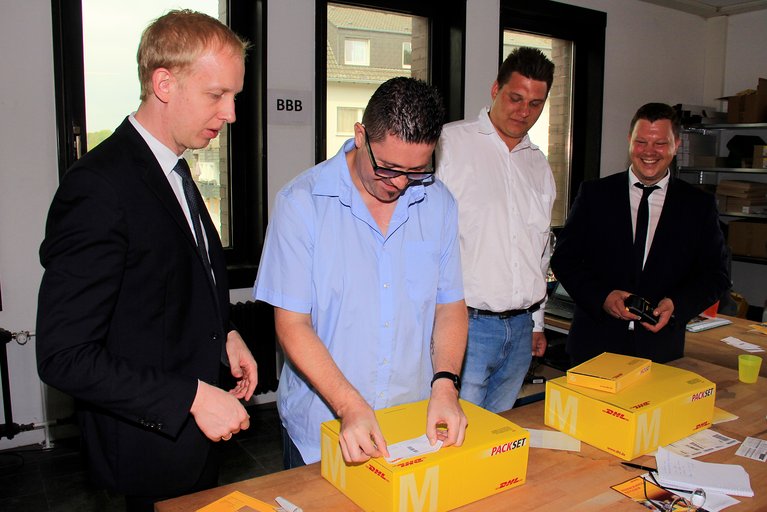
[655,446,754,497]
[686,316,732,332]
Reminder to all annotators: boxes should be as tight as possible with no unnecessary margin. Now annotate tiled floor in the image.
[0,403,283,512]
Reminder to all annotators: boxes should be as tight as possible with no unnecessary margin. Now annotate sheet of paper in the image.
[196,491,276,512]
[656,446,754,497]
[712,406,739,424]
[720,336,765,353]
[735,436,767,462]
[527,428,581,451]
[384,434,442,463]
[664,429,740,458]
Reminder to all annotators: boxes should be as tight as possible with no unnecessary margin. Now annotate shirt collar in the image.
[313,138,426,206]
[477,107,535,151]
[128,113,180,177]
[628,166,671,191]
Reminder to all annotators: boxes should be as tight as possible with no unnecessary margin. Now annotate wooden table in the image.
[685,315,767,377]
[156,358,766,512]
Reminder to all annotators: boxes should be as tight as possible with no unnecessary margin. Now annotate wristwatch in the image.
[431,371,461,391]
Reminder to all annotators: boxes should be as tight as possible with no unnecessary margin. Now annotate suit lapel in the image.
[119,121,225,317]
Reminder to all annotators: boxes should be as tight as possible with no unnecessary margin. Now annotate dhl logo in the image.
[367,463,389,482]
[496,477,521,490]
[691,387,714,401]
[631,401,650,409]
[396,457,425,468]
[490,437,527,456]
[603,408,629,421]
[695,421,710,430]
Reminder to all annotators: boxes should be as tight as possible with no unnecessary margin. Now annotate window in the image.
[344,38,370,66]
[51,0,266,287]
[318,0,466,161]
[502,31,573,227]
[500,0,606,226]
[337,106,365,135]
[402,41,412,69]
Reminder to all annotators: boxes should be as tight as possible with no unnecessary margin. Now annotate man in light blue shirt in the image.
[254,77,468,466]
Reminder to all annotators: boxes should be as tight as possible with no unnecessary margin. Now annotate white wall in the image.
[0,0,59,448]
[2,0,766,450]
[723,10,767,95]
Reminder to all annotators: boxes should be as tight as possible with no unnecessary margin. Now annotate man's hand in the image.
[603,290,636,320]
[531,331,547,357]
[190,380,250,442]
[426,379,467,448]
[641,297,674,333]
[225,330,258,401]
[337,395,388,463]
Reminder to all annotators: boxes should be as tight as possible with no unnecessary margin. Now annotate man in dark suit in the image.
[551,103,729,365]
[36,10,257,510]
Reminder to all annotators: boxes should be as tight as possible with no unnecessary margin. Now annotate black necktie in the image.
[174,159,216,287]
[633,182,659,279]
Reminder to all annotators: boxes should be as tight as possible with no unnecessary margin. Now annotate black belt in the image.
[468,303,540,319]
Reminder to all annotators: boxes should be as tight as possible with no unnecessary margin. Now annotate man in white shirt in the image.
[436,47,555,413]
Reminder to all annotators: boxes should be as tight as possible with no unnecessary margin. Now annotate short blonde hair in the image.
[137,9,250,101]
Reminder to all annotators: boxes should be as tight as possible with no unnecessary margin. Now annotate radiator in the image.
[227,300,279,395]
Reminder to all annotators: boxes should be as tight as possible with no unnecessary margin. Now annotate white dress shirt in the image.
[128,114,209,251]
[628,167,670,267]
[436,108,556,331]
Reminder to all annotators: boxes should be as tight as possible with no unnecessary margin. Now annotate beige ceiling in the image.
[639,0,767,17]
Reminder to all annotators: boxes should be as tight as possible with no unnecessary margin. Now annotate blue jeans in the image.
[459,311,533,413]
[282,425,306,470]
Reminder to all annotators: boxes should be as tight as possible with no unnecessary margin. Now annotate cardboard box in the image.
[716,180,767,198]
[723,78,767,123]
[566,352,652,393]
[545,363,715,461]
[321,400,529,512]
[728,220,767,258]
[754,145,767,169]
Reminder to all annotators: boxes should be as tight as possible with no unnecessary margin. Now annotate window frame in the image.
[500,0,606,212]
[49,0,267,289]
[315,0,466,162]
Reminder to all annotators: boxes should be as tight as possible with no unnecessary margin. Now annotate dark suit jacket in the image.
[550,170,729,365]
[36,118,231,496]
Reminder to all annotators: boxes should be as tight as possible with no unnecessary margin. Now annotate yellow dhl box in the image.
[545,363,715,461]
[566,352,652,393]
[321,399,529,512]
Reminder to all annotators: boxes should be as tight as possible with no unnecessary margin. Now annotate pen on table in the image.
[621,462,657,472]
[275,496,303,512]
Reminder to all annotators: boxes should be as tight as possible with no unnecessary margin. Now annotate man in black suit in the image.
[36,10,257,510]
[551,103,729,365]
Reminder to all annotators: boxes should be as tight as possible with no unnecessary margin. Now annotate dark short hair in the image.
[496,47,554,93]
[362,77,446,145]
[630,103,681,138]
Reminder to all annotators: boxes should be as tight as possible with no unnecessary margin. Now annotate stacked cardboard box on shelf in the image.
[716,180,767,214]
[755,145,767,169]
[728,220,767,258]
[721,78,767,123]
[676,131,717,168]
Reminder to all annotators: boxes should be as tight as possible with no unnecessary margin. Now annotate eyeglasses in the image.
[363,129,435,182]
[642,471,706,511]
